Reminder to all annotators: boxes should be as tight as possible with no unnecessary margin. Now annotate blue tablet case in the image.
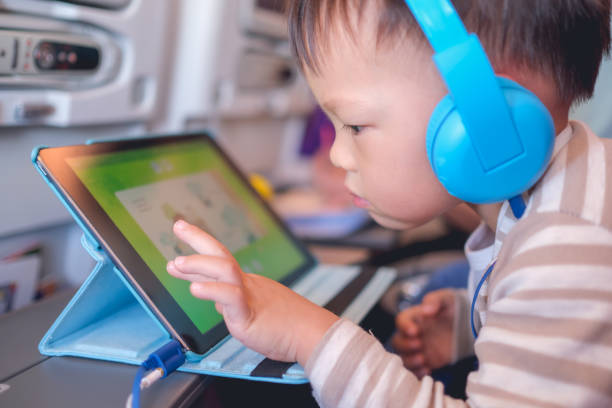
[32,143,396,384]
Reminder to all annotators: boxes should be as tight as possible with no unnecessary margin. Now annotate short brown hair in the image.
[288,0,611,104]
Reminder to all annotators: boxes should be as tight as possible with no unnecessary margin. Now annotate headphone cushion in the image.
[426,93,455,165]
[426,77,555,203]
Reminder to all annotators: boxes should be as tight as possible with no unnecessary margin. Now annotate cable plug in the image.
[144,339,185,377]
[127,339,186,408]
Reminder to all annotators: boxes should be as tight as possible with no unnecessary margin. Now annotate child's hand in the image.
[167,220,339,366]
[391,289,456,378]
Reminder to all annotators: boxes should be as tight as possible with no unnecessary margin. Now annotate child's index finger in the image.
[173,220,228,257]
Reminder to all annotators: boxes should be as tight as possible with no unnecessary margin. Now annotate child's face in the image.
[305,13,462,230]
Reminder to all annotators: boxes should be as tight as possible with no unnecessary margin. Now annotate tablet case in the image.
[32,143,396,384]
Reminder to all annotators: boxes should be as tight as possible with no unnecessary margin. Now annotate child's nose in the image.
[329,133,357,172]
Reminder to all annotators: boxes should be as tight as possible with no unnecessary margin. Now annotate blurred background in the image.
[0,0,610,315]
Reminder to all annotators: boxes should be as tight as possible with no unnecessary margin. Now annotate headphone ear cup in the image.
[427,77,555,204]
[426,94,455,170]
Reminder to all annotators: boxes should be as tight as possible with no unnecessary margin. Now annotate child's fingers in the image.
[415,367,431,379]
[215,302,224,315]
[401,352,426,371]
[395,309,421,336]
[422,289,455,316]
[421,295,442,316]
[391,332,422,353]
[190,281,250,323]
[173,220,228,257]
[167,260,217,283]
[169,255,242,286]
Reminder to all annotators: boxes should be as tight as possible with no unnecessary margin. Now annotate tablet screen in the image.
[64,138,309,335]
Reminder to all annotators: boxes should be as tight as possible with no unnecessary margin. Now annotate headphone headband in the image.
[404,0,525,171]
[404,0,468,52]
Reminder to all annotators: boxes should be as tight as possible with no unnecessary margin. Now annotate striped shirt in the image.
[305,121,612,407]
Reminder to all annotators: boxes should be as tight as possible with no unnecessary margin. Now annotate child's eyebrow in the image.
[322,98,378,120]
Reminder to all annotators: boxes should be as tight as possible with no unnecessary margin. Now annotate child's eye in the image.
[343,124,364,135]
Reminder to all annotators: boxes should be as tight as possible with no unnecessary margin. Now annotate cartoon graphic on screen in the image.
[186,180,263,245]
[115,171,266,260]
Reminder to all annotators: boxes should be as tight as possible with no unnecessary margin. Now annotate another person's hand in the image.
[391,289,456,378]
[167,220,339,366]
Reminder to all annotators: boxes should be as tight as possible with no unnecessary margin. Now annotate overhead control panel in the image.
[0,30,101,76]
[0,0,169,127]
[0,26,121,92]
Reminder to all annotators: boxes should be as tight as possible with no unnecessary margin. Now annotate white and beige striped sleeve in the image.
[463,121,612,406]
[305,214,612,408]
[465,212,612,407]
[305,318,468,408]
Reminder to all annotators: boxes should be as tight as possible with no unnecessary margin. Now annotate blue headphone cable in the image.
[471,195,526,338]
[508,195,526,219]
[470,261,495,338]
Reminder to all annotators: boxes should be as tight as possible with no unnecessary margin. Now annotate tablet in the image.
[34,133,316,354]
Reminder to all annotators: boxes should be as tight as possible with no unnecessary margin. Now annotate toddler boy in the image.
[168,0,612,406]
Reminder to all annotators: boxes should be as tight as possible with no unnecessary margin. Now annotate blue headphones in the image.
[404,0,555,205]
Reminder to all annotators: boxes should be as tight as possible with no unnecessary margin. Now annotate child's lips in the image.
[350,192,370,208]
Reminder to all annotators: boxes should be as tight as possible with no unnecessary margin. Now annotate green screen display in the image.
[67,140,307,333]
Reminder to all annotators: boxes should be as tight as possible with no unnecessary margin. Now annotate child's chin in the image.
[369,211,420,231]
